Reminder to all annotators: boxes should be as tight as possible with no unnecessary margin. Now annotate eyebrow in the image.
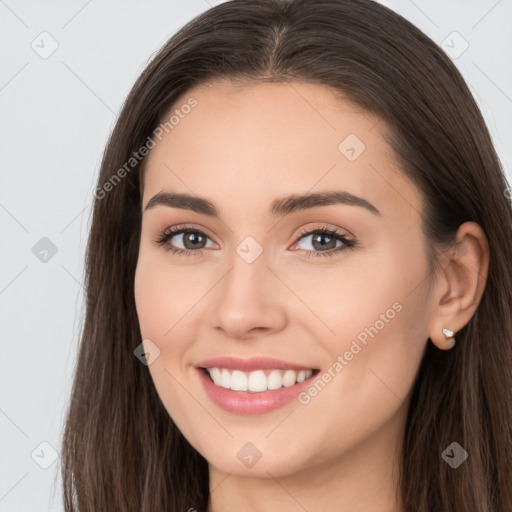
[143,190,381,217]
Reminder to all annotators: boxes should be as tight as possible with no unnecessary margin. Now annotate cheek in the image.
[134,252,189,339]
[310,245,427,401]
[134,254,205,384]
[286,247,403,343]
[134,257,200,429]
[134,263,165,337]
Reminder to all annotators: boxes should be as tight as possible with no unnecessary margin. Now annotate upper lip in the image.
[195,356,317,372]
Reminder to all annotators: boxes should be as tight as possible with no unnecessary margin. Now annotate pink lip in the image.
[195,356,316,372]
[194,359,319,415]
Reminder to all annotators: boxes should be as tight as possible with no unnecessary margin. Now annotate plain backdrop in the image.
[0,0,511,510]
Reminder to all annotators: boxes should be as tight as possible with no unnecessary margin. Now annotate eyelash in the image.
[154,224,357,259]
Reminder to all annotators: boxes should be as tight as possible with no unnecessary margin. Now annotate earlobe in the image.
[429,326,457,351]
[441,327,456,349]
[428,221,490,351]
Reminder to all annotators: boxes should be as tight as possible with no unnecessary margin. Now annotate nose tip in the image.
[208,259,287,341]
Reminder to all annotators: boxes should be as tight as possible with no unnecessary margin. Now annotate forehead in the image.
[142,80,423,224]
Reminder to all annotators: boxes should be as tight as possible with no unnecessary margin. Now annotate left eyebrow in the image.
[143,190,381,217]
[270,190,381,217]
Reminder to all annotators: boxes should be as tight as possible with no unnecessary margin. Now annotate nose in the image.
[208,249,287,340]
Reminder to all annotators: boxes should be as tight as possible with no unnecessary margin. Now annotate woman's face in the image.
[134,80,433,478]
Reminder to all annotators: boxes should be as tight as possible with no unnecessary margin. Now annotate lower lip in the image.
[195,367,318,415]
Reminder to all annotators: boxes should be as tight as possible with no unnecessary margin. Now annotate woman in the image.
[60,0,512,511]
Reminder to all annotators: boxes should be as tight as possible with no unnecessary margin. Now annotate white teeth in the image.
[282,370,297,387]
[230,370,248,391]
[205,367,315,392]
[221,369,231,388]
[248,370,267,392]
[267,370,283,390]
[209,367,222,385]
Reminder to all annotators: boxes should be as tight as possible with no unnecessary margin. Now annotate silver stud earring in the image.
[442,327,456,347]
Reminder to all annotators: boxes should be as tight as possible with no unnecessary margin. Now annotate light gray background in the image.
[1,0,510,510]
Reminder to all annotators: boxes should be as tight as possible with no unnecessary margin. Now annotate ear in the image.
[428,221,490,350]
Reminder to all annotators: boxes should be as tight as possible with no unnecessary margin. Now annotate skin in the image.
[134,80,489,512]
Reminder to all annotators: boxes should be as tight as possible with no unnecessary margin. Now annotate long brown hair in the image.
[60,1,512,510]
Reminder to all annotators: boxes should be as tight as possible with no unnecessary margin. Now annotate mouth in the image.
[194,356,321,414]
[200,367,320,393]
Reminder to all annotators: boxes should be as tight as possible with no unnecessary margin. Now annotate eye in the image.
[290,226,356,258]
[154,224,217,257]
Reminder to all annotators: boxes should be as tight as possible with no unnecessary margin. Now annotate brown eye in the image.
[292,227,356,258]
[155,225,218,256]
[180,231,208,250]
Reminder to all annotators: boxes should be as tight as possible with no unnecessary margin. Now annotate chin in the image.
[197,436,317,479]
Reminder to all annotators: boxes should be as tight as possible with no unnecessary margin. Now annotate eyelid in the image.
[295,222,353,239]
[155,223,219,244]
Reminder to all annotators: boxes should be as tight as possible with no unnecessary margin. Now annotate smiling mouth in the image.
[201,367,320,393]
